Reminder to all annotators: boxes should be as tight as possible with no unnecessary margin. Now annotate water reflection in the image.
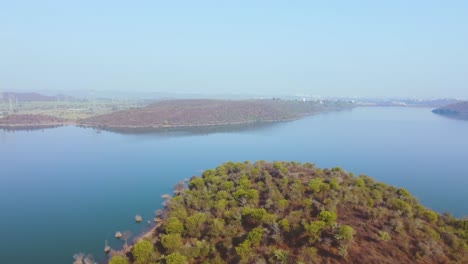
[81,121,285,137]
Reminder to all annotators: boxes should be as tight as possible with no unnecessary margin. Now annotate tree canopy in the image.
[119,161,468,264]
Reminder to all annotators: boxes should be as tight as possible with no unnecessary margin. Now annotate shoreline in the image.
[0,106,356,131]
[109,223,161,258]
[0,114,313,131]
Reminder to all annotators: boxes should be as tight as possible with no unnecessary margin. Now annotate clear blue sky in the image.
[1,1,467,98]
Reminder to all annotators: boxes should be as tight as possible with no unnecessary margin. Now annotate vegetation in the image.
[1,97,353,131]
[113,161,468,263]
[0,114,67,128]
[81,99,354,129]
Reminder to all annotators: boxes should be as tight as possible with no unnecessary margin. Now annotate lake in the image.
[1,106,467,264]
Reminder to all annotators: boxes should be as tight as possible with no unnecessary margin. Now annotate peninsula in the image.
[106,161,468,264]
[432,101,468,120]
[80,99,353,129]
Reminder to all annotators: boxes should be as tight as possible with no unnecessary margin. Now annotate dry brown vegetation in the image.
[81,99,353,129]
[0,114,68,128]
[110,161,468,264]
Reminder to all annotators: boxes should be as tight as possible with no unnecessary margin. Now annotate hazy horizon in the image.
[1,1,468,98]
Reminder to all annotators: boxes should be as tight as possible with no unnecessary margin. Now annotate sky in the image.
[1,1,468,98]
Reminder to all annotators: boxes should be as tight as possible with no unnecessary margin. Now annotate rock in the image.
[135,215,142,223]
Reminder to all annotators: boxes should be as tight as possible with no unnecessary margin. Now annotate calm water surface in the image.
[1,107,467,264]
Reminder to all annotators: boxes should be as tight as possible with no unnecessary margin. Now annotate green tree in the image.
[185,212,207,237]
[165,252,188,264]
[209,218,225,238]
[161,233,183,252]
[273,249,289,264]
[242,207,269,225]
[132,240,153,264]
[278,219,290,232]
[108,256,129,264]
[238,175,252,189]
[247,227,264,246]
[221,181,234,190]
[165,217,184,234]
[235,240,252,260]
[189,177,205,190]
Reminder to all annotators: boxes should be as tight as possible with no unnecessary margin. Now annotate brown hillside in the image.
[0,114,67,127]
[81,99,352,128]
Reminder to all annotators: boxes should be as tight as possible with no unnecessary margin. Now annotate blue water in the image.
[1,107,468,264]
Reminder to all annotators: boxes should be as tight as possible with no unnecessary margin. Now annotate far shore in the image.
[1,107,355,131]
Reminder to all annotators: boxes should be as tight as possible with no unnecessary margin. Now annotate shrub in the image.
[329,178,340,190]
[397,188,411,197]
[377,231,391,241]
[338,225,355,241]
[318,210,337,226]
[308,179,323,193]
[423,210,438,223]
[391,199,411,214]
[297,247,318,263]
[355,178,365,188]
[304,221,326,242]
[338,245,348,258]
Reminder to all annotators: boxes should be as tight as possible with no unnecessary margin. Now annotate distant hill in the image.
[0,92,73,102]
[106,161,468,264]
[432,101,468,119]
[80,99,353,129]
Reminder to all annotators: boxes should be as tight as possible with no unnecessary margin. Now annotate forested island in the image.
[432,101,468,120]
[104,161,468,264]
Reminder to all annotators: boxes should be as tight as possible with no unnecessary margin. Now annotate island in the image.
[100,161,467,264]
[79,99,353,130]
[432,101,468,120]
